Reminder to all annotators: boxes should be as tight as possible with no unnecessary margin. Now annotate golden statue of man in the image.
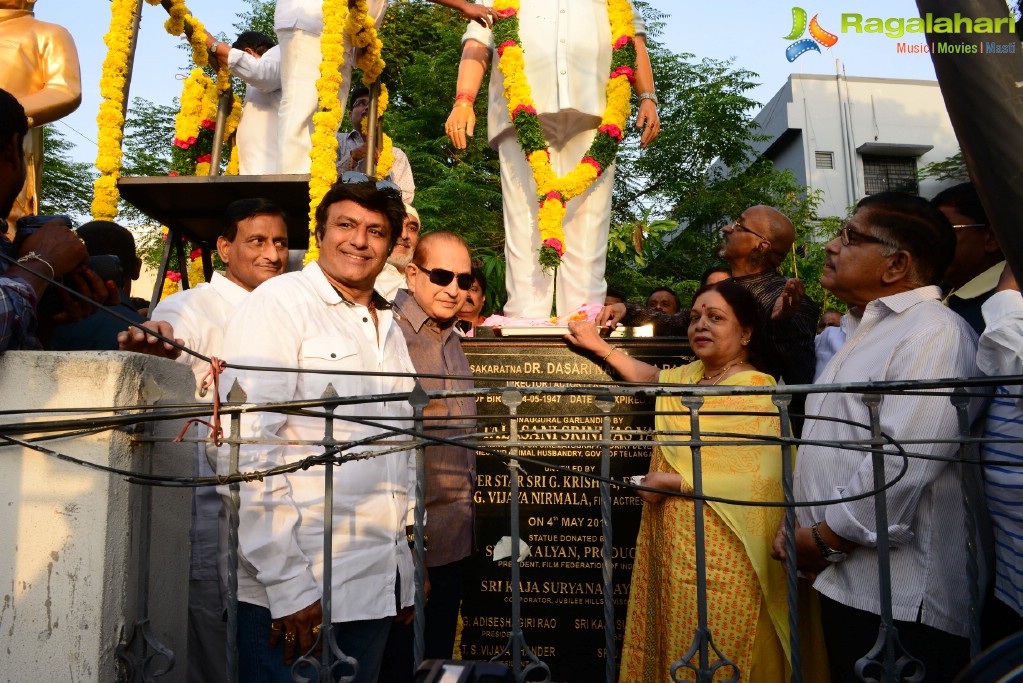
[0,0,81,226]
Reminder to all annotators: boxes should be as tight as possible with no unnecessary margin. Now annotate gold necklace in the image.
[701,358,749,385]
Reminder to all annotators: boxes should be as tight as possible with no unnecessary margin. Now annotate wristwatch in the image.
[637,91,658,106]
[811,522,848,563]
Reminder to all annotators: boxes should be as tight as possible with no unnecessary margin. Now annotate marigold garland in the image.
[493,0,637,272]
[226,145,240,176]
[91,0,139,220]
[93,0,235,220]
[305,0,350,264]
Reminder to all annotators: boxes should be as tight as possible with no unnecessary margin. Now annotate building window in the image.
[815,151,834,169]
[862,155,919,195]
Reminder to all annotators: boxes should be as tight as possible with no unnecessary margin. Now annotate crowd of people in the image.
[5,65,1023,679]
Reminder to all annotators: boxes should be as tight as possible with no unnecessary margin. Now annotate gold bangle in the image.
[601,345,618,361]
[453,101,472,107]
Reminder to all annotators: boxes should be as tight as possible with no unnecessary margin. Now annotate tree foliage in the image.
[375,0,506,310]
[41,0,838,313]
[40,125,96,221]
[918,150,968,183]
[233,0,276,41]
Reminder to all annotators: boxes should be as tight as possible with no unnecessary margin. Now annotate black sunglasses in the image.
[340,171,401,193]
[416,264,474,291]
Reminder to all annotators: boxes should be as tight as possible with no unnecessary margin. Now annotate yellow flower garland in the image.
[174,69,208,146]
[493,0,636,270]
[225,144,240,176]
[349,0,386,84]
[305,0,349,264]
[94,0,236,219]
[183,15,210,68]
[91,0,139,220]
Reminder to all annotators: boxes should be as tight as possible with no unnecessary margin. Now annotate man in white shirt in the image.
[337,87,415,204]
[206,31,281,175]
[976,263,1023,644]
[375,204,420,300]
[773,193,980,683]
[274,0,493,174]
[219,180,416,683]
[118,197,290,683]
[446,0,659,317]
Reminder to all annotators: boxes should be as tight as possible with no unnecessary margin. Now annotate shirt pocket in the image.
[300,336,361,371]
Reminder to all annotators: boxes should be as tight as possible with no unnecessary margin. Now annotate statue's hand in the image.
[445,104,476,150]
[636,98,660,148]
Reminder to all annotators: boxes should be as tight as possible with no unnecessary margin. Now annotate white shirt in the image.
[464,0,646,145]
[151,271,249,400]
[337,129,416,204]
[219,261,417,621]
[150,271,249,581]
[795,286,980,637]
[978,289,1023,617]
[374,262,406,301]
[229,45,282,175]
[813,316,849,381]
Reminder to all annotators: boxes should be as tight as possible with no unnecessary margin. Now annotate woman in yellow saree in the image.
[567,280,825,682]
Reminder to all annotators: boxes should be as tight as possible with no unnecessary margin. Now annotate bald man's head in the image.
[753,205,795,267]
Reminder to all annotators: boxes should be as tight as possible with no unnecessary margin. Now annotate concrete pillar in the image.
[0,352,194,682]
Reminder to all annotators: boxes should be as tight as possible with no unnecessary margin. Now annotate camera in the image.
[12,214,73,256]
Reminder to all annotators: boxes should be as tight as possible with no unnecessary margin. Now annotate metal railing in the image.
[5,372,1021,683]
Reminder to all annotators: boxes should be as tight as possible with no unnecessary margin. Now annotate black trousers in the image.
[379,558,468,683]
[819,594,970,683]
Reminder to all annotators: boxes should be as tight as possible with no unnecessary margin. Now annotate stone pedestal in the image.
[459,336,691,682]
[0,352,194,683]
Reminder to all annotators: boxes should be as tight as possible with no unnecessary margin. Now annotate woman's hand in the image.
[445,104,476,150]
[636,471,683,505]
[565,320,611,356]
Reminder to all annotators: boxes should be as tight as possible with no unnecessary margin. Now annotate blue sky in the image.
[37,0,945,166]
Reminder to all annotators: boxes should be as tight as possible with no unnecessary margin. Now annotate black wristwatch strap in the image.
[811,521,846,561]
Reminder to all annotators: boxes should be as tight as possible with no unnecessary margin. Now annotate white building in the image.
[752,71,961,217]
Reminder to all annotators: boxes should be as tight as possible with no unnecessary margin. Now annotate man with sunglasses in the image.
[383,231,477,680]
[217,179,418,683]
[774,193,980,683]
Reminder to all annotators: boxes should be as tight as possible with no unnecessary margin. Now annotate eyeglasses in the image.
[730,219,769,241]
[952,223,987,230]
[416,264,474,290]
[340,171,401,193]
[835,225,891,247]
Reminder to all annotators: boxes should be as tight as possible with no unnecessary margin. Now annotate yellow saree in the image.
[618,361,819,682]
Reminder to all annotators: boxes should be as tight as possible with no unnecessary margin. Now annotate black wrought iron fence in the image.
[5,374,1021,683]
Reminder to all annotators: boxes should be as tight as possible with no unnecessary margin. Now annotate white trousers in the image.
[276,1,386,174]
[498,111,614,318]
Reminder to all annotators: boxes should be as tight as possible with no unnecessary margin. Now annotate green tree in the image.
[376,0,506,310]
[233,0,276,41]
[40,125,96,221]
[918,150,968,183]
